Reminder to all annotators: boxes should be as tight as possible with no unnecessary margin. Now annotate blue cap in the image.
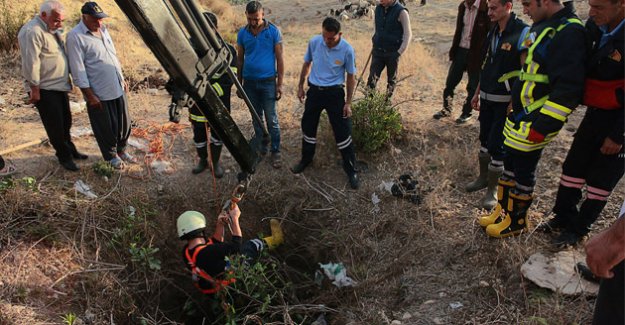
[81,2,108,19]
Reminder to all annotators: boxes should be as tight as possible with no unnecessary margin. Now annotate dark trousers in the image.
[301,86,356,176]
[87,94,131,161]
[0,155,4,170]
[553,110,625,235]
[366,49,400,98]
[593,261,624,325]
[443,48,479,115]
[478,100,508,162]
[191,88,232,149]
[35,89,76,162]
[503,149,543,195]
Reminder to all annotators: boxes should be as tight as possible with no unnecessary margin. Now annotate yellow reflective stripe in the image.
[189,113,208,122]
[212,83,224,97]
[539,100,572,122]
[521,62,540,107]
[525,27,555,65]
[524,95,549,114]
[557,18,583,32]
[503,118,560,152]
[498,70,520,82]
[518,71,549,83]
[231,67,238,74]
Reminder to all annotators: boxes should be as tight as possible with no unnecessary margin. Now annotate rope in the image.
[128,120,188,179]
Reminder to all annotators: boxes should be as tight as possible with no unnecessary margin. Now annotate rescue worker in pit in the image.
[177,206,284,296]
[540,0,624,248]
[168,12,237,177]
[466,0,529,211]
[479,0,588,238]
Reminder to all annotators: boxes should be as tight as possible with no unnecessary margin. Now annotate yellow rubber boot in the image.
[486,192,532,238]
[478,179,514,227]
[262,219,284,249]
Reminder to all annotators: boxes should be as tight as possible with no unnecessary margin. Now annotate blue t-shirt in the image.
[237,21,282,80]
[304,35,356,87]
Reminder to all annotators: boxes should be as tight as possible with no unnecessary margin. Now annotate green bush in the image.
[0,0,29,54]
[352,91,402,153]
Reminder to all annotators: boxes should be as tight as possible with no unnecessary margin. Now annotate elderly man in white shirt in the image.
[18,0,88,171]
[66,1,134,169]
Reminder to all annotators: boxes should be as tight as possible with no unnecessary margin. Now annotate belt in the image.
[246,76,276,82]
[480,90,511,103]
[309,83,344,91]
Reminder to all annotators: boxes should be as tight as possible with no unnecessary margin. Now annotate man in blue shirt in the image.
[236,1,284,169]
[67,2,134,169]
[291,17,359,189]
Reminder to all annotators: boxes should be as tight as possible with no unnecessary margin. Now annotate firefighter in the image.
[541,0,624,248]
[188,12,237,177]
[480,0,588,238]
[467,0,529,212]
[177,206,284,296]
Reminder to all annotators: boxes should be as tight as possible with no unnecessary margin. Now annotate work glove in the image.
[527,128,545,143]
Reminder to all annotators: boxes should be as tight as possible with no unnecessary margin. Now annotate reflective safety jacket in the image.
[582,18,624,144]
[184,238,237,295]
[503,7,588,153]
[479,12,529,98]
[189,43,238,123]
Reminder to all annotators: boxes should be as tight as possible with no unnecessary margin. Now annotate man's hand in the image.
[527,128,545,143]
[123,80,129,93]
[86,95,102,110]
[276,84,282,101]
[226,203,241,222]
[600,137,622,155]
[29,86,40,104]
[217,213,230,226]
[471,92,480,111]
[586,217,625,278]
[297,86,306,103]
[343,103,352,118]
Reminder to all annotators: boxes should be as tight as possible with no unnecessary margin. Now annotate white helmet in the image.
[177,211,206,239]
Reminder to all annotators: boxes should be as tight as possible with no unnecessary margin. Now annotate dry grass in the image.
[0,0,622,324]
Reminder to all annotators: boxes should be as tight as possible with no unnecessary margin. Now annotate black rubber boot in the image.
[482,165,503,210]
[210,144,224,178]
[486,191,532,238]
[192,147,208,174]
[466,152,490,192]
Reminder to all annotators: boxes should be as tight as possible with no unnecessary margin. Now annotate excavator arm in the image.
[114,0,265,174]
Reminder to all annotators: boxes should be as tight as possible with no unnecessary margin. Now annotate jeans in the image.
[244,79,281,154]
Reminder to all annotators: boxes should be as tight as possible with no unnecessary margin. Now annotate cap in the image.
[81,2,108,19]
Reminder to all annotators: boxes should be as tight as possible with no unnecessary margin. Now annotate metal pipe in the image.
[168,0,209,56]
[183,0,222,50]
[225,66,268,137]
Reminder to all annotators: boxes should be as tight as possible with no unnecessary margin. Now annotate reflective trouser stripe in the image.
[587,186,611,201]
[212,83,224,97]
[503,118,558,152]
[190,113,208,122]
[480,91,511,103]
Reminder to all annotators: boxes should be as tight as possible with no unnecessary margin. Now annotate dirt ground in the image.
[0,0,622,324]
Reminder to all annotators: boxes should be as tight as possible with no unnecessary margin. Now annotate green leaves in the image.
[352,91,402,153]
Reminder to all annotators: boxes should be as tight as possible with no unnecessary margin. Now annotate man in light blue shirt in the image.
[292,17,359,189]
[236,1,284,169]
[66,2,133,169]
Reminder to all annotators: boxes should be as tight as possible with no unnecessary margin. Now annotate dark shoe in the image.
[60,160,79,171]
[348,173,360,189]
[433,110,450,120]
[192,159,208,174]
[72,150,88,160]
[271,152,282,169]
[290,161,309,174]
[455,113,473,124]
[575,262,599,283]
[213,162,224,178]
[551,230,583,248]
[536,217,567,233]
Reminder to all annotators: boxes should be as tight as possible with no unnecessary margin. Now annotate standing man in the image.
[292,17,359,189]
[585,201,625,325]
[482,0,588,238]
[236,1,284,169]
[542,0,624,248]
[18,0,88,171]
[433,0,489,124]
[366,0,412,99]
[468,0,529,213]
[66,2,133,170]
[187,12,238,177]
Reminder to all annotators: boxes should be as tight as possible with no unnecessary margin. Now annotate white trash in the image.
[74,180,97,199]
[319,262,356,288]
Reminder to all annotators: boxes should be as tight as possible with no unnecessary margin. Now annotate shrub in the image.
[351,91,402,153]
[0,0,29,54]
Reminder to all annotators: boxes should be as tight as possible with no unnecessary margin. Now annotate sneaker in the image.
[536,217,567,233]
[348,173,360,189]
[433,110,450,120]
[109,157,125,170]
[551,230,583,249]
[271,152,282,169]
[455,113,473,124]
[60,159,80,171]
[119,152,137,164]
[290,161,309,174]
